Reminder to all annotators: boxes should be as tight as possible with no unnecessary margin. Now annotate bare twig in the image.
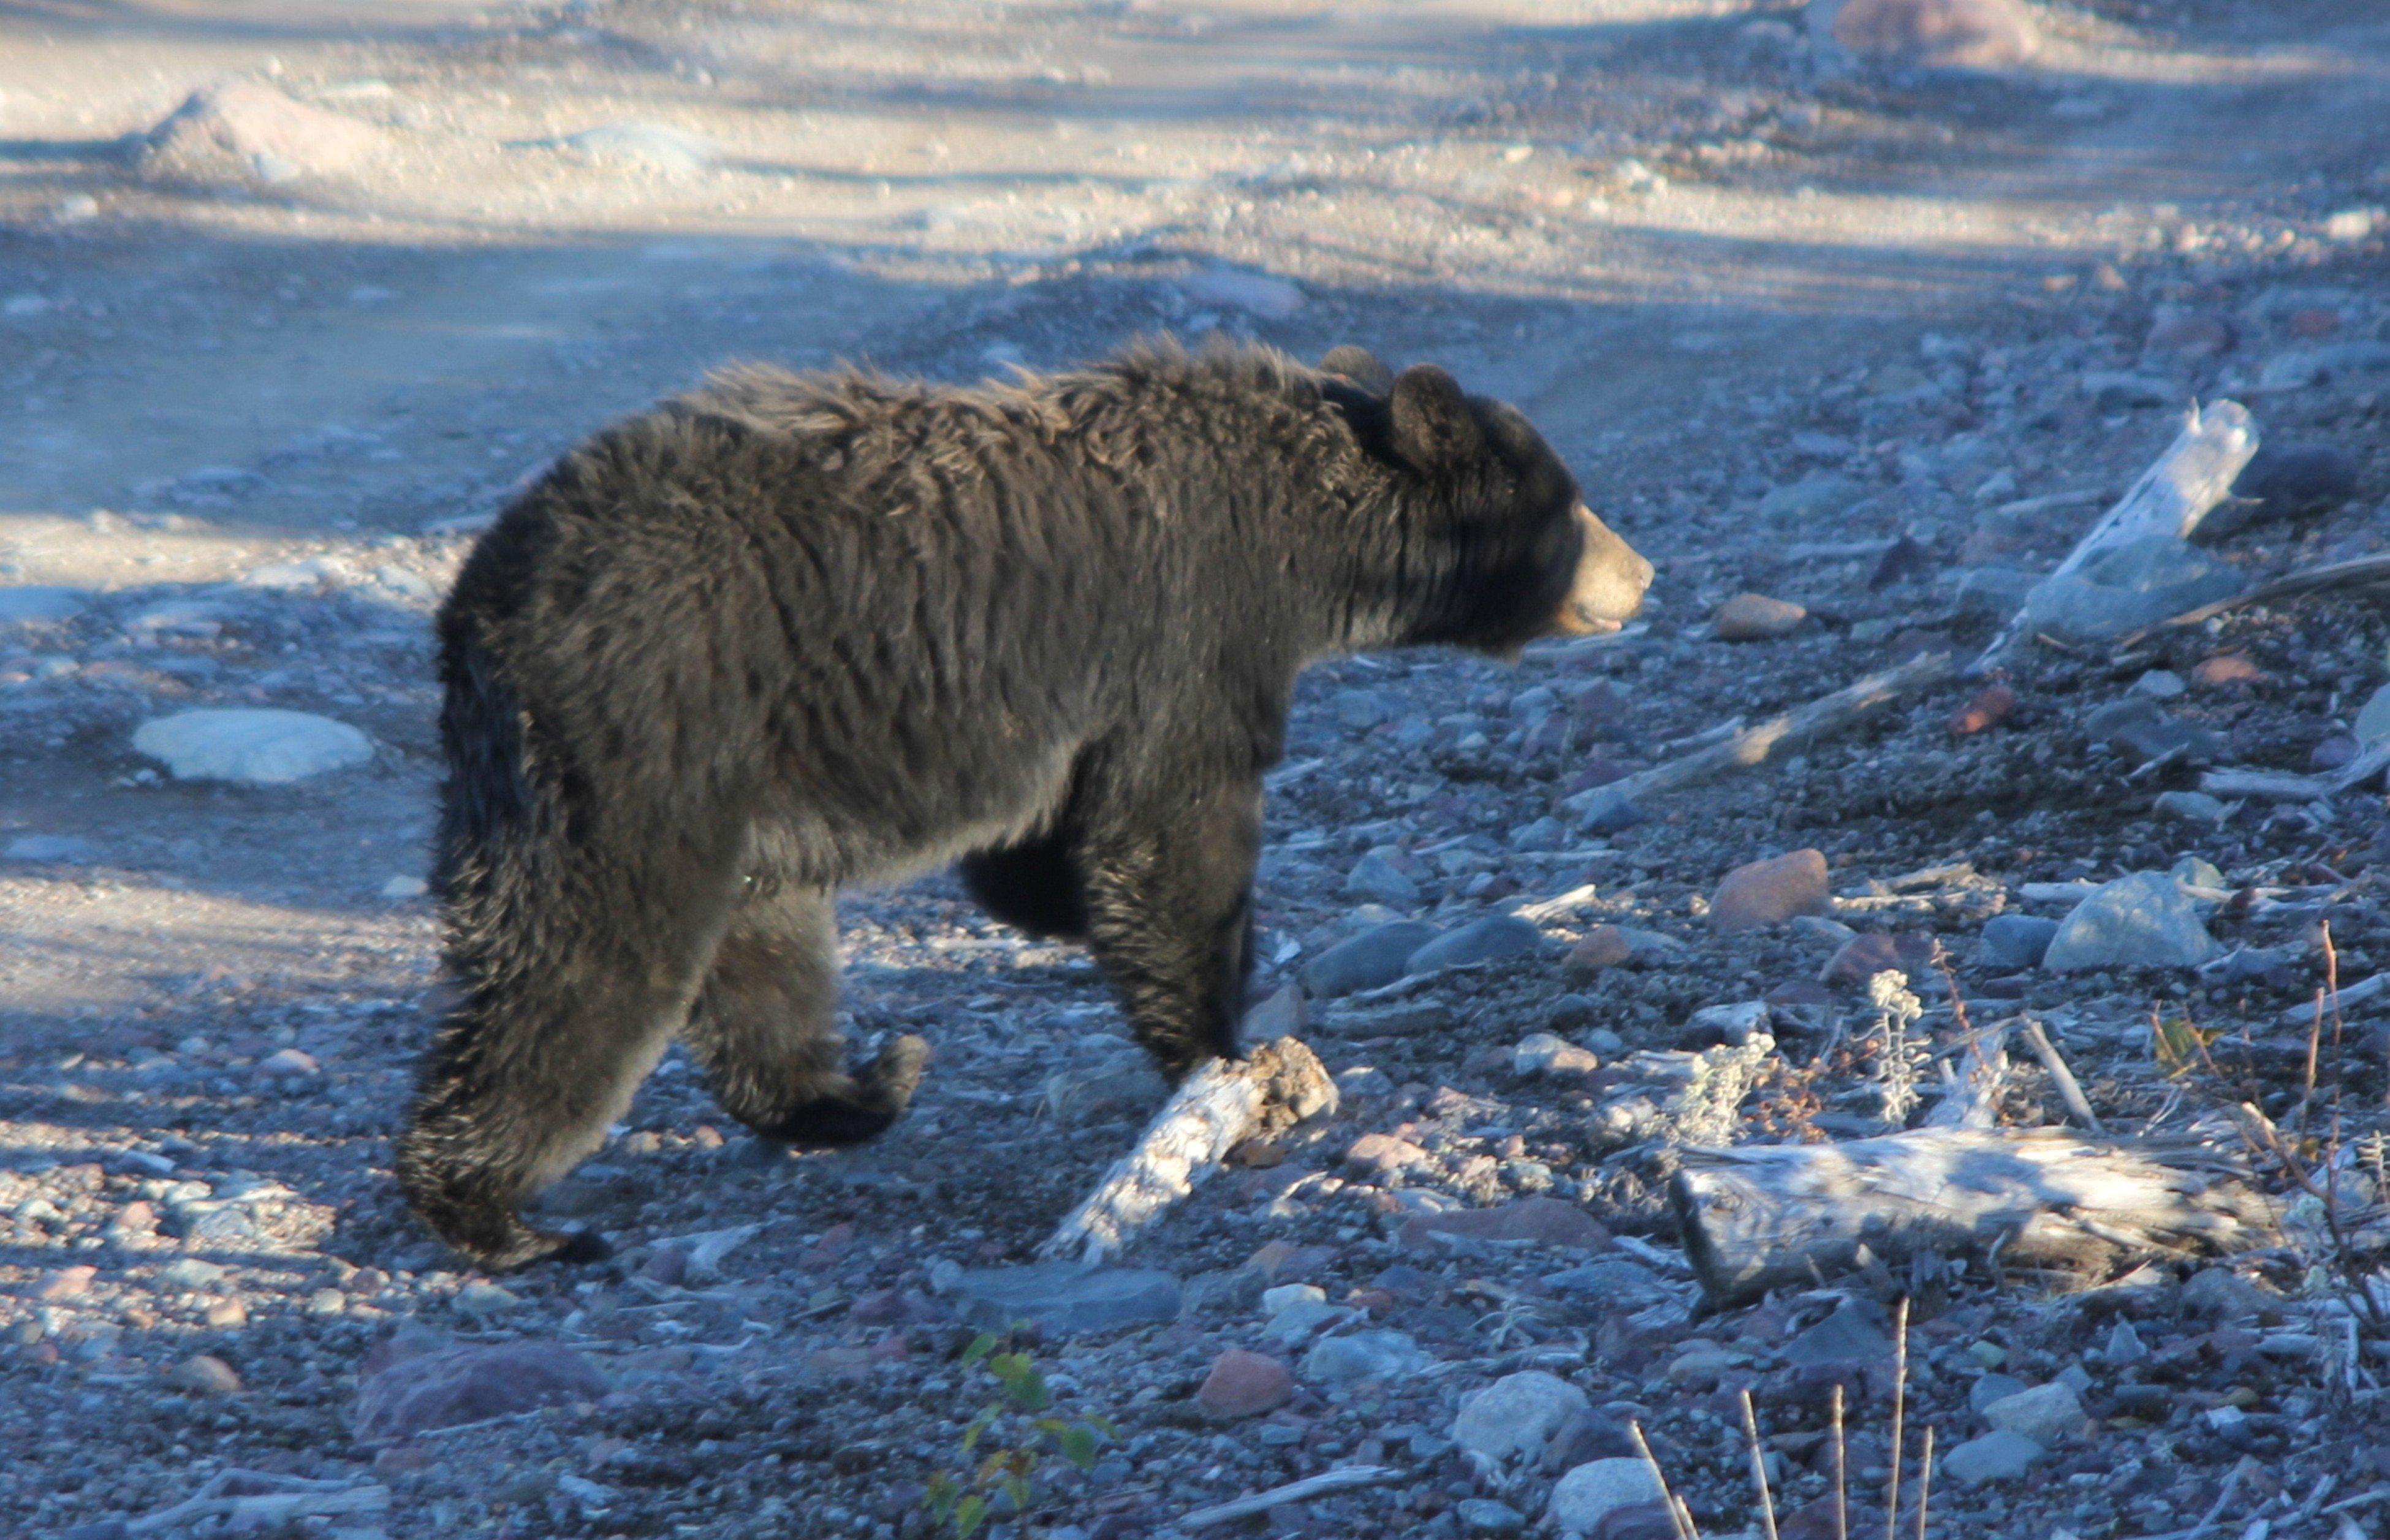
[1832,1383,1849,1540]
[1913,1427,1935,1540]
[2020,1017,2105,1134]
[1628,1420,1699,1540]
[1742,1389,1782,1540]
[1885,1297,1910,1540]
[1175,1465,1403,1528]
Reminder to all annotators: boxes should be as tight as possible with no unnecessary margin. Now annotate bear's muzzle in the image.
[1552,504,1653,635]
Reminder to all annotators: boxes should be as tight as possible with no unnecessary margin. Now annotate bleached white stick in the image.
[1177,1465,1404,1528]
[1971,400,2259,674]
[1039,1036,1336,1265]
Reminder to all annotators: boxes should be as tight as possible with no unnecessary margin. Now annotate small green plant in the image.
[924,1333,1115,1539]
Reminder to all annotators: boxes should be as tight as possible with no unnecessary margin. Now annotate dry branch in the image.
[1971,400,2259,674]
[1563,651,1955,825]
[1670,1128,2272,1306]
[1039,1036,1335,1265]
[1177,1465,1403,1528]
[2123,553,2390,645]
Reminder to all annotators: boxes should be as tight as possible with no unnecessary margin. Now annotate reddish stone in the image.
[1949,682,2016,736]
[1709,850,1832,934]
[1197,1348,1294,1418]
[1343,1133,1431,1178]
[169,1354,242,1394]
[1820,931,1940,985]
[2192,653,2264,688]
[1564,925,1634,978]
[1398,1197,1612,1254]
[30,1265,96,1302]
[1713,593,1808,640]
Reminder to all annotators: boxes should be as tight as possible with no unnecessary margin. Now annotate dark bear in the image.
[395,339,1652,1269]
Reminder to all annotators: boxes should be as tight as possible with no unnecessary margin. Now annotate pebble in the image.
[382,874,430,900]
[1260,1283,1326,1316]
[2145,308,2235,358]
[1940,1429,2046,1485]
[1512,1032,1599,1077]
[1345,848,1422,909]
[1408,915,1546,973]
[1956,566,2038,618]
[1457,1497,1526,1536]
[1300,920,1436,996]
[1830,0,2039,66]
[1713,593,1807,640]
[1708,849,1831,933]
[1299,1328,1427,1384]
[2132,669,2186,699]
[2191,653,2263,688]
[1344,1132,1433,1177]
[32,1264,98,1301]
[2019,537,2242,644]
[1547,1457,1666,1534]
[354,1340,612,1441]
[1333,687,1392,730]
[2079,370,2175,409]
[132,708,374,785]
[1977,914,2060,970]
[1453,1370,1591,1465]
[1758,472,1857,523]
[2104,1321,2149,1365]
[259,1047,320,1077]
[1196,1348,1294,1417]
[2324,206,2385,242]
[167,1354,243,1394]
[1968,1371,2029,1413]
[954,1264,1182,1335]
[1563,926,1633,976]
[1981,1381,2086,1444]
[1044,1059,1169,1127]
[2042,870,2220,971]
[1949,681,2015,736]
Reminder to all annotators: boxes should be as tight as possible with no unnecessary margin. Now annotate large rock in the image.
[1196,1348,1294,1418]
[1981,1382,2087,1445]
[1825,0,2038,69]
[1547,1458,1667,1534]
[953,1264,1180,1336]
[1940,1429,2046,1486]
[132,709,374,785]
[1709,850,1832,933]
[2042,871,2219,971]
[353,1341,609,1441]
[1300,920,1436,997]
[1408,915,1547,973]
[1453,1370,1591,1466]
[140,81,385,186]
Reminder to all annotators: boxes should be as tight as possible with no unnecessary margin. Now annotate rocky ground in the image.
[6,0,2390,1536]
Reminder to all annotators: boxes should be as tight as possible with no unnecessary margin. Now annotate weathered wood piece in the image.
[2124,553,2390,644]
[1670,1128,2270,1306]
[1039,1036,1336,1265]
[1563,652,1954,824]
[2199,743,2390,802]
[1178,1466,1405,1529]
[2020,1018,2105,1135]
[1971,401,2259,674]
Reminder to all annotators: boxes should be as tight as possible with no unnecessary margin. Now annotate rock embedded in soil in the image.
[565,123,722,176]
[2041,871,2220,971]
[1408,914,1547,972]
[1709,849,1832,933]
[133,708,374,784]
[1564,925,1634,977]
[1713,592,1807,640]
[1547,1457,1667,1534]
[1513,1032,1599,1077]
[1298,1328,1427,1384]
[140,80,385,186]
[1344,848,1422,909]
[168,1353,243,1394]
[353,1341,610,1441]
[953,1264,1182,1336]
[1941,1429,2047,1485]
[1452,1370,1591,1466]
[1196,1348,1294,1417]
[1300,920,1436,996]
[2154,789,2228,825]
[1981,1381,2087,1444]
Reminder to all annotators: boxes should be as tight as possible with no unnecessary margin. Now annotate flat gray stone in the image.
[1941,1430,2046,1487]
[953,1264,1180,1336]
[132,708,373,785]
[1982,1381,2086,1445]
[566,122,721,175]
[1758,472,1859,523]
[1968,1372,2030,1413]
[1345,849,1422,909]
[1547,1457,1666,1533]
[1452,1370,1590,1466]
[1300,920,1437,997]
[2043,870,2219,971]
[1409,916,1547,973]
[1299,1328,1427,1384]
[1978,914,2059,970]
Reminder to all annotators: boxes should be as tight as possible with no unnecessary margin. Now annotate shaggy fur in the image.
[395,339,1652,1269]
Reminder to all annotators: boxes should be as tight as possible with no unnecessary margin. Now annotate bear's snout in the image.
[1552,504,1653,635]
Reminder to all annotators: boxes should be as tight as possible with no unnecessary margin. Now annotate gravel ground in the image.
[6,1,2390,1537]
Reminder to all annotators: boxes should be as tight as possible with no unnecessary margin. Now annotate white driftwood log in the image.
[1671,1128,2270,1306]
[1562,651,1955,824]
[1039,1036,1336,1265]
[1971,400,2259,674]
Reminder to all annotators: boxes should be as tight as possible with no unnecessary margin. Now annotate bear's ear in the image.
[1320,344,1393,393]
[1389,363,1481,472]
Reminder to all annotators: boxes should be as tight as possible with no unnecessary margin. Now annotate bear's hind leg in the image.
[685,884,929,1149]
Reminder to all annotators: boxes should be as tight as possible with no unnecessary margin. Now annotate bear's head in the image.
[1322,347,1653,656]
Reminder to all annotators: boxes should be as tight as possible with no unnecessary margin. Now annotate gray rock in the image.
[1956,566,2040,620]
[2354,684,2390,748]
[1509,816,1568,852]
[1968,1372,2030,1413]
[1333,688,1393,730]
[1547,1458,1666,1533]
[954,1264,1181,1335]
[1978,914,2060,970]
[1783,1300,1892,1367]
[1043,1060,1169,1127]
[2080,371,2176,409]
[0,585,85,625]
[2019,537,2244,645]
[2133,669,2186,699]
[4,834,94,863]
[2155,790,2228,825]
[2043,871,2220,971]
[353,1341,610,1441]
[1758,472,1859,524]
[1514,1033,1599,1078]
[1567,785,1647,834]
[1300,1329,1428,1384]
[1457,1497,1526,1535]
[1300,921,1438,997]
[1941,1430,2046,1486]
[1345,849,1422,909]
[2104,1321,2149,1365]
[1982,1381,2086,1444]
[1409,916,1547,973]
[132,708,373,785]
[2169,855,2224,890]
[1452,1370,1591,1466]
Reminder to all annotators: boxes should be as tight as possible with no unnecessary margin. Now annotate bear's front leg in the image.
[1075,775,1262,1080]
